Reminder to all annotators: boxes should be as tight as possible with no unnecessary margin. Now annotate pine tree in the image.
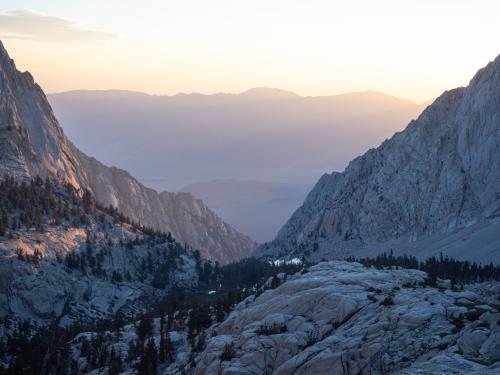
[44,177,53,195]
[137,317,153,342]
[109,348,123,375]
[159,316,166,362]
[82,189,94,212]
[215,298,225,322]
[0,214,5,236]
[137,339,157,375]
[163,333,173,363]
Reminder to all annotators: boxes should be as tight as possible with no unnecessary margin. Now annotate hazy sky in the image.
[1,0,499,102]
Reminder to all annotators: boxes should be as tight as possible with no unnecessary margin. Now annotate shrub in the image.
[451,316,464,334]
[256,323,287,335]
[465,310,481,322]
[380,296,394,306]
[305,332,318,347]
[220,343,235,362]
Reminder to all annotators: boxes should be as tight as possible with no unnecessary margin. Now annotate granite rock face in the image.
[258,54,500,263]
[193,262,500,375]
[0,41,255,264]
[0,211,199,327]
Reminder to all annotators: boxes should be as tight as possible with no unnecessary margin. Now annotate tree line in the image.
[346,250,500,285]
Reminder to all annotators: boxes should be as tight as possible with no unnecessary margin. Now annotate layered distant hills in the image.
[48,88,427,191]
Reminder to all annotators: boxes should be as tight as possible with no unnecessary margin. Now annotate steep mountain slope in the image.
[0,41,255,263]
[181,180,312,242]
[47,88,425,192]
[258,54,500,263]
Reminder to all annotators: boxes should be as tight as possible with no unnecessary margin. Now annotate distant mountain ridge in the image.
[0,40,255,264]
[230,87,300,99]
[49,87,423,104]
[47,86,427,193]
[258,54,500,264]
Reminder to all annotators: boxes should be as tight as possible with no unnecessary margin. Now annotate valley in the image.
[0,25,499,375]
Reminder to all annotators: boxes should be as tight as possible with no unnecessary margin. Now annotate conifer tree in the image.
[0,214,5,236]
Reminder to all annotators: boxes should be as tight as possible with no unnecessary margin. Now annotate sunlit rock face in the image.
[0,224,199,326]
[258,54,500,264]
[0,41,255,264]
[193,262,500,375]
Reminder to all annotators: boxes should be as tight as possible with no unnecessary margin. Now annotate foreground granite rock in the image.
[193,262,500,375]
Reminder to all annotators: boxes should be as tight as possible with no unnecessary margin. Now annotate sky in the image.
[1,0,499,103]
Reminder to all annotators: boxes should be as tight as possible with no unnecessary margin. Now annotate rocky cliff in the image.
[258,54,500,263]
[0,41,255,264]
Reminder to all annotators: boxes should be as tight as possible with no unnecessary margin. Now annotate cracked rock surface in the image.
[193,262,500,375]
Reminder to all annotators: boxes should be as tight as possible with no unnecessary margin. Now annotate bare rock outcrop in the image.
[193,262,500,374]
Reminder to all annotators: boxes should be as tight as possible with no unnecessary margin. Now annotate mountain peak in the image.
[468,53,500,88]
[0,40,10,64]
[0,40,16,85]
[239,87,299,99]
[0,39,37,95]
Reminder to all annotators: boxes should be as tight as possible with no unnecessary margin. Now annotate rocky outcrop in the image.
[258,54,500,263]
[0,40,255,263]
[0,213,199,327]
[193,262,500,374]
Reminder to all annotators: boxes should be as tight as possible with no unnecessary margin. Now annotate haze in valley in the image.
[49,89,428,241]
